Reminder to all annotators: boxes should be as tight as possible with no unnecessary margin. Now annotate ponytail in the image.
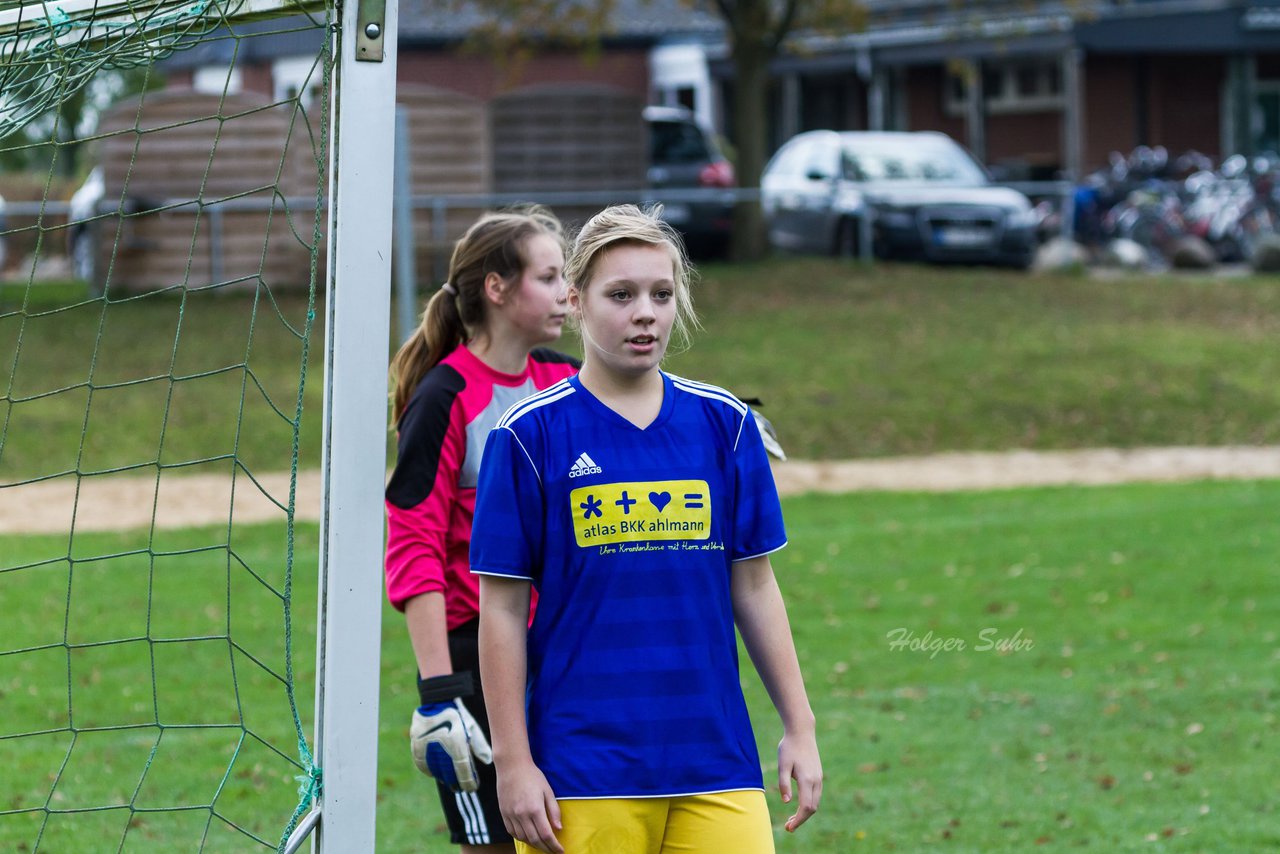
[388,205,565,422]
[389,287,466,419]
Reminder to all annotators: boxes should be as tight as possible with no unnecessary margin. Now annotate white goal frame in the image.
[309,0,398,849]
[1,0,398,846]
[0,0,322,39]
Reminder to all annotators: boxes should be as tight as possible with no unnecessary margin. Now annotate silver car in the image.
[762,130,1038,268]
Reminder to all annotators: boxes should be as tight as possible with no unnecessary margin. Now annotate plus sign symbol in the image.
[614,491,636,515]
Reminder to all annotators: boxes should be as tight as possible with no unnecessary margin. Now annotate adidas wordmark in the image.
[568,452,603,478]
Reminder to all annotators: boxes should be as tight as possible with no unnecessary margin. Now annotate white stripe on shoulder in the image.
[669,375,748,415]
[732,407,748,451]
[496,378,575,428]
[498,425,542,487]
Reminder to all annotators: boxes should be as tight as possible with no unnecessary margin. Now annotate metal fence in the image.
[2,179,1078,345]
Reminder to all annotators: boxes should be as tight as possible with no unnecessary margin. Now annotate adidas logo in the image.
[568,452,603,478]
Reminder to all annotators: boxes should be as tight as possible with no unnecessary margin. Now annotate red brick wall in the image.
[1083,55,1138,171]
[397,47,651,101]
[1147,55,1223,159]
[1081,54,1224,170]
[901,54,1227,173]
[901,66,1061,171]
[242,65,274,99]
[904,65,965,142]
[986,111,1062,172]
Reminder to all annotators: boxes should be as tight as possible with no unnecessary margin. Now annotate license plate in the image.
[936,226,991,247]
[661,203,691,225]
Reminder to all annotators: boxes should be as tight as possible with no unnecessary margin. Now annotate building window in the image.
[193,65,243,96]
[946,58,1064,115]
[273,56,323,108]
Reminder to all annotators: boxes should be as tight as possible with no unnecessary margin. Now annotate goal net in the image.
[1,0,335,848]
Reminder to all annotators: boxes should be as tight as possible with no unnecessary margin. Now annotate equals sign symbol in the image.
[683,493,704,509]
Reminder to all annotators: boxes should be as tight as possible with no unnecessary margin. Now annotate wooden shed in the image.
[93,89,323,294]
[490,84,647,230]
[397,84,491,286]
[491,84,646,192]
[395,83,646,287]
[88,82,649,294]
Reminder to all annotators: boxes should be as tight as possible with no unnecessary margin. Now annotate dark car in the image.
[761,130,1038,268]
[645,105,735,256]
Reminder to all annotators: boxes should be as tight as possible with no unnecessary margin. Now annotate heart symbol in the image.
[649,491,671,513]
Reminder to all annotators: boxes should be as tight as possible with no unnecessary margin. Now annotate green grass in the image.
[667,259,1280,458]
[3,480,1278,851]
[0,282,321,484]
[5,260,1280,483]
[375,479,1280,852]
[765,480,1280,851]
[0,521,319,852]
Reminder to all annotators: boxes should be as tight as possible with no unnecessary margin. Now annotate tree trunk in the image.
[729,39,771,262]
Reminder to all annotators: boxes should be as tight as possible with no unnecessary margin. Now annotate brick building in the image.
[743,0,1280,179]
[153,1,1280,184]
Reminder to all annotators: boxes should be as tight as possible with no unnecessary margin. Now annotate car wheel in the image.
[834,217,859,258]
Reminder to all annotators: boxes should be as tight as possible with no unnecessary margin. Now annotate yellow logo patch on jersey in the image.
[570,480,712,547]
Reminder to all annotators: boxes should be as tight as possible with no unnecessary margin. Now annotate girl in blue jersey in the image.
[472,205,822,853]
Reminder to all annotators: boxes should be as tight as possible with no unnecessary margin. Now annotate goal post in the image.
[0,0,325,38]
[309,0,397,847]
[0,0,395,845]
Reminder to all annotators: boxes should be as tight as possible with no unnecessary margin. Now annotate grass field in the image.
[4,261,1280,483]
[0,522,320,852]
[0,281,318,485]
[4,259,1278,851]
[4,480,1277,851]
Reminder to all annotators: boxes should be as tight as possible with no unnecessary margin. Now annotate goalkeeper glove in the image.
[410,672,493,793]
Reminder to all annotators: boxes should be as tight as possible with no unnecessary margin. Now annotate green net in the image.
[0,1,334,849]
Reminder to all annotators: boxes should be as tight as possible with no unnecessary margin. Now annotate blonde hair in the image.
[389,205,564,419]
[565,204,700,352]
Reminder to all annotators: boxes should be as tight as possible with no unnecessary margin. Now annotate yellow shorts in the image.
[515,789,774,854]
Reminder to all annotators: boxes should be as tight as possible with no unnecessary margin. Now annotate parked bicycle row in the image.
[1049,145,1280,270]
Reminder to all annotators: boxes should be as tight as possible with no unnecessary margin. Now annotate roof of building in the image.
[396,0,724,42]
[160,0,1249,72]
[161,0,724,70]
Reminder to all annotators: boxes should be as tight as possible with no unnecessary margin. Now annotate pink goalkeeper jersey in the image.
[384,344,579,627]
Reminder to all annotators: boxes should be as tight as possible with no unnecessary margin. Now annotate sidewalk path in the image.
[3,446,1279,535]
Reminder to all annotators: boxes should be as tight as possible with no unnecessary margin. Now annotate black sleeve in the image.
[530,347,582,369]
[385,365,466,510]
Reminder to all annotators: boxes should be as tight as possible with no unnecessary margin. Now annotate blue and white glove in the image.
[410,673,493,793]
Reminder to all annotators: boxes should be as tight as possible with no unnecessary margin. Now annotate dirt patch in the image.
[769,446,1280,495]
[3,446,1279,535]
[0,470,309,536]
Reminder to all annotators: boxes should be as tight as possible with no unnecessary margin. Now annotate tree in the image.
[444,0,868,259]
[1,68,160,177]
[711,0,867,260]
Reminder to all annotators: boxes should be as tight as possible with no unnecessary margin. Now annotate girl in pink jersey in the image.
[386,206,579,853]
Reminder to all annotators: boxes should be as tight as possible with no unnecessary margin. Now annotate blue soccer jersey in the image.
[470,372,787,799]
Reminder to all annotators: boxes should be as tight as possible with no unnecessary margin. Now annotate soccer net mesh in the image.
[1,0,333,849]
